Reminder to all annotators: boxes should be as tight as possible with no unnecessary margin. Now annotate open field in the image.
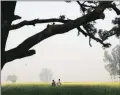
[1,82,120,95]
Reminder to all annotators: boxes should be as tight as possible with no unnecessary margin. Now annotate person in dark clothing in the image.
[52,80,56,87]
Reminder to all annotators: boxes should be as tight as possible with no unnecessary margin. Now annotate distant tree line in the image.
[104,45,120,81]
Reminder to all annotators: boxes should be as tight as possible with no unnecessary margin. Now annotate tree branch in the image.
[77,1,97,8]
[77,26,110,47]
[5,49,36,62]
[77,26,87,37]
[89,37,92,47]
[99,26,120,41]
[110,3,120,15]
[10,18,71,30]
[77,1,86,12]
[4,1,113,64]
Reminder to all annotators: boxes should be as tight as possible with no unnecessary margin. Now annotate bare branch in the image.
[89,37,92,47]
[76,26,109,47]
[77,1,97,8]
[110,3,120,15]
[10,18,71,30]
[13,15,21,21]
[77,1,86,12]
[5,49,36,62]
[77,26,87,37]
[87,33,111,48]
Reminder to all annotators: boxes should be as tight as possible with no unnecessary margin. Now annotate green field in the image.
[1,82,120,95]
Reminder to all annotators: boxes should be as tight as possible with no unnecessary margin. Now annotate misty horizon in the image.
[1,1,120,83]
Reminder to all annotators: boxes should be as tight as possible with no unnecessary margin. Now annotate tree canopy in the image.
[1,1,120,69]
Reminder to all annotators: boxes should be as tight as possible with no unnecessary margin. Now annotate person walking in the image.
[52,80,56,87]
[57,79,61,86]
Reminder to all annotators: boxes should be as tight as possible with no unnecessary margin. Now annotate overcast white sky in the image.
[1,1,120,83]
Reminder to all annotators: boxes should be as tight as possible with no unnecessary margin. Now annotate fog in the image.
[1,1,120,83]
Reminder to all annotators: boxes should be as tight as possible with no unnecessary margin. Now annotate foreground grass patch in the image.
[1,82,120,95]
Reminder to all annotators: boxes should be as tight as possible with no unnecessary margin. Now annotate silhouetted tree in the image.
[6,74,17,83]
[39,68,53,82]
[1,1,120,69]
[104,45,120,81]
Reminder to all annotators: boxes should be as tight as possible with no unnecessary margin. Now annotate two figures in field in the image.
[52,79,61,87]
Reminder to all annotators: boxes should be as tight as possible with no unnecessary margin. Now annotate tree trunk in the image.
[1,1,16,69]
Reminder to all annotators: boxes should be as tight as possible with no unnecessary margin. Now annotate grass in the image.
[1,82,120,95]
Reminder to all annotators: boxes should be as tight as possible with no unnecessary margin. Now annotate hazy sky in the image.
[1,1,120,83]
